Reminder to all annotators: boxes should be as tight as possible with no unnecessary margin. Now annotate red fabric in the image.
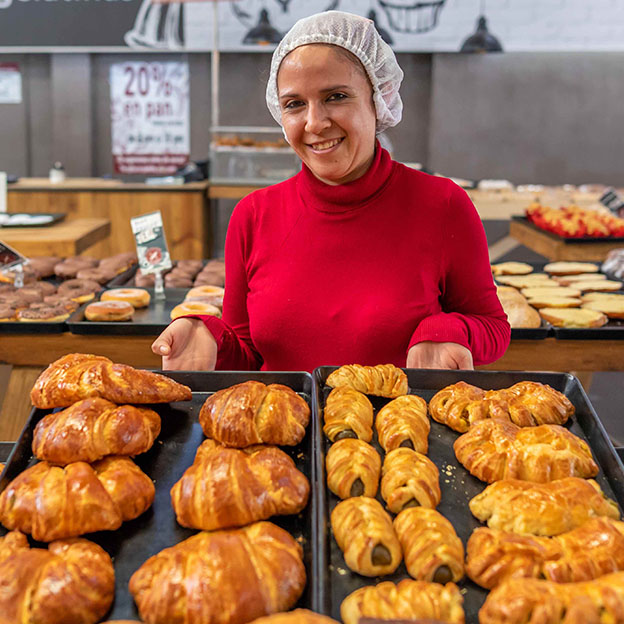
[198,145,510,371]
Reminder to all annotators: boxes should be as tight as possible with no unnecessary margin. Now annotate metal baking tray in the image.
[0,371,320,620]
[512,216,624,243]
[313,367,624,623]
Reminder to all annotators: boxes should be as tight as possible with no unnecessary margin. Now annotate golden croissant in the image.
[323,387,374,442]
[170,439,309,530]
[326,364,408,398]
[247,610,339,624]
[454,420,598,483]
[0,456,155,541]
[326,438,381,499]
[469,477,620,536]
[199,380,310,447]
[129,521,306,624]
[32,397,161,465]
[0,530,115,624]
[340,579,465,624]
[375,393,429,453]
[30,353,192,408]
[467,517,624,589]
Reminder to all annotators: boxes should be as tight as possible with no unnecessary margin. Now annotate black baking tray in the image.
[512,215,624,243]
[0,370,321,620]
[313,366,624,623]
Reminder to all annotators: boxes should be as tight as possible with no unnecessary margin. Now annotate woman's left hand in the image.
[406,341,474,370]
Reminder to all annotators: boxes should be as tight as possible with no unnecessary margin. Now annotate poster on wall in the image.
[110,61,190,175]
[0,63,22,103]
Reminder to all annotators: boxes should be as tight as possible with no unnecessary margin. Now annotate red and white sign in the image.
[110,61,190,175]
[0,63,21,103]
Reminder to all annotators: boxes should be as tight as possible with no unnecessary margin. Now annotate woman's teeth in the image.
[311,138,342,150]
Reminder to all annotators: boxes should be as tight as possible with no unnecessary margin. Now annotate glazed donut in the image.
[165,275,194,288]
[27,257,60,278]
[57,279,101,303]
[0,292,29,308]
[25,281,57,296]
[101,288,151,309]
[17,304,70,322]
[76,267,117,284]
[54,260,94,279]
[0,304,17,321]
[186,285,225,299]
[170,301,221,320]
[16,287,44,304]
[85,300,134,322]
[43,294,80,312]
[184,295,224,309]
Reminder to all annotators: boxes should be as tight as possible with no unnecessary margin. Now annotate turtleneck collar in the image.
[296,140,395,214]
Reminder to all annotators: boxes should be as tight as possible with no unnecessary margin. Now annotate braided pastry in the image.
[381,447,441,513]
[375,394,429,453]
[394,507,464,583]
[326,364,408,398]
[469,477,620,536]
[454,420,598,483]
[326,438,381,499]
[247,610,339,623]
[331,496,402,577]
[199,381,309,447]
[340,579,465,624]
[170,439,309,530]
[323,387,374,442]
[506,381,575,425]
[429,381,486,432]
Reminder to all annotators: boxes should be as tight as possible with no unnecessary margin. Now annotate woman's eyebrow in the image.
[279,85,352,100]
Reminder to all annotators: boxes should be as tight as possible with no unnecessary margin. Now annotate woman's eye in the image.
[284,100,303,110]
[327,93,347,102]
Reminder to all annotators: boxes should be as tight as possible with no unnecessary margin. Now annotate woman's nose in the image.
[304,102,331,134]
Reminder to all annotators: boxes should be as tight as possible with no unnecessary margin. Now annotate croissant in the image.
[247,610,339,623]
[479,572,624,624]
[129,521,306,624]
[381,447,441,513]
[375,394,430,453]
[0,456,155,541]
[326,438,381,499]
[170,439,309,530]
[469,477,620,536]
[326,364,408,398]
[467,517,624,589]
[454,420,598,483]
[199,380,310,447]
[394,507,464,584]
[0,531,115,624]
[330,496,402,577]
[32,397,161,465]
[30,353,192,408]
[323,387,374,442]
[340,579,465,624]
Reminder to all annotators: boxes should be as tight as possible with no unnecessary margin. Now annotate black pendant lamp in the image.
[460,1,503,53]
[367,10,394,46]
[243,8,283,45]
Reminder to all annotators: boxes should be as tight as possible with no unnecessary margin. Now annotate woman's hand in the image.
[406,341,473,370]
[151,318,217,371]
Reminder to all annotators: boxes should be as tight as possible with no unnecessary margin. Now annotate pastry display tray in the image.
[512,216,624,243]
[0,371,321,620]
[313,367,624,623]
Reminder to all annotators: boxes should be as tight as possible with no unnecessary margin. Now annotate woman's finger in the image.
[151,328,174,356]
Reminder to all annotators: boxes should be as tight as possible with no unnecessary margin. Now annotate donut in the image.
[25,281,57,296]
[17,287,44,304]
[0,292,29,308]
[165,275,194,288]
[176,259,203,273]
[170,301,221,320]
[100,288,151,309]
[76,267,117,284]
[27,257,60,278]
[17,304,70,322]
[184,295,224,309]
[194,271,225,287]
[0,304,17,321]
[85,300,134,322]
[57,279,101,303]
[134,271,156,288]
[43,294,80,312]
[187,285,225,299]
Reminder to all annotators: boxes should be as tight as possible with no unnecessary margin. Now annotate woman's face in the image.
[277,45,377,186]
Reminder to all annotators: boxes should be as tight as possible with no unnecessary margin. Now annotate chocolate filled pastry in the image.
[466,517,624,589]
[376,394,430,453]
[326,364,408,398]
[323,386,374,442]
[0,531,115,624]
[246,610,339,624]
[394,507,464,583]
[454,420,598,483]
[381,447,441,513]
[326,438,381,499]
[199,380,309,447]
[330,496,402,576]
[469,477,620,536]
[129,521,306,624]
[0,456,155,541]
[429,381,486,432]
[170,440,309,530]
[340,579,465,624]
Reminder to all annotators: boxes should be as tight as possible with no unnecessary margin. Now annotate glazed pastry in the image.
[32,397,161,464]
[129,521,306,624]
[170,439,309,530]
[394,507,464,583]
[466,517,624,589]
[429,381,486,432]
[323,387,374,442]
[331,496,402,577]
[340,579,465,624]
[0,456,155,541]
[199,380,310,447]
[30,353,192,408]
[247,610,339,624]
[381,447,441,513]
[504,381,575,425]
[0,531,115,624]
[454,420,598,483]
[326,364,408,398]
[375,394,429,453]
[326,438,381,499]
[469,477,620,536]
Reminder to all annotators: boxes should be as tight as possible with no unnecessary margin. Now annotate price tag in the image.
[0,239,27,287]
[130,211,172,275]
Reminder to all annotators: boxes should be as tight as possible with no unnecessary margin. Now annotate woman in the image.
[152,11,510,372]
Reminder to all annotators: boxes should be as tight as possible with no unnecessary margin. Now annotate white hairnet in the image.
[266,10,404,134]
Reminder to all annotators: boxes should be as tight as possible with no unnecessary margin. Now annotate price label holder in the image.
[600,187,624,218]
[0,239,27,287]
[130,211,172,301]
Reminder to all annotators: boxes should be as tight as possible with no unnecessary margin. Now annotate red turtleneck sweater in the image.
[198,146,510,371]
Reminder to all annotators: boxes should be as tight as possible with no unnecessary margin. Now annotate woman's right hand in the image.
[151,317,217,371]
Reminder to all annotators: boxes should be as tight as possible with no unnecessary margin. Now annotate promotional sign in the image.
[0,240,26,270]
[130,211,172,274]
[0,63,21,103]
[111,61,190,175]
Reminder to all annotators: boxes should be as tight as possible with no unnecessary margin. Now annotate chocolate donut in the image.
[76,267,117,284]
[57,279,101,302]
[27,257,61,278]
[17,287,44,304]
[17,304,70,322]
[25,281,57,296]
[0,304,17,321]
[43,294,80,312]
[0,292,29,308]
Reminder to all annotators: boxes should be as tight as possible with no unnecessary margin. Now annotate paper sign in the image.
[0,240,26,270]
[0,63,21,103]
[130,211,172,274]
